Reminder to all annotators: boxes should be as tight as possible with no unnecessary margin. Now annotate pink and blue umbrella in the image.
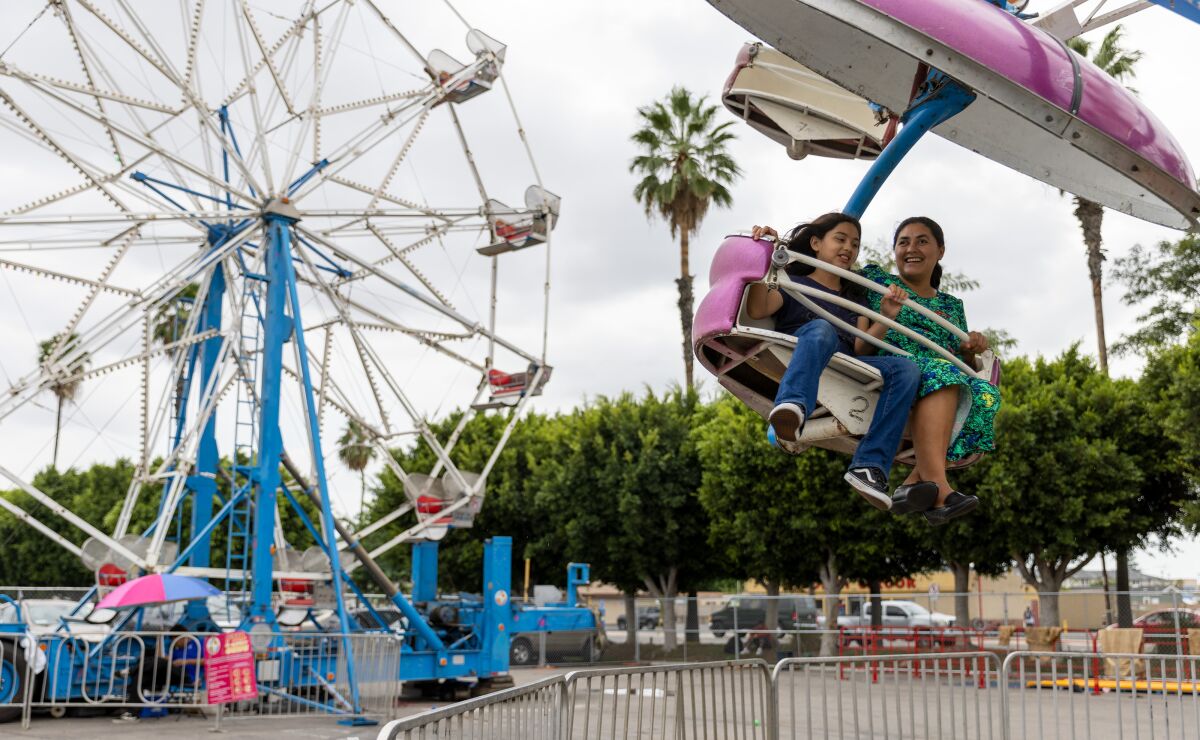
[97,573,220,610]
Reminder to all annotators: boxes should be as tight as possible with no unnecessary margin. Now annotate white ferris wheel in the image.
[0,0,556,588]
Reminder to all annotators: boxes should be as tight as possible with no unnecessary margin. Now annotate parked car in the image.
[709,596,819,637]
[509,608,606,665]
[1118,608,1200,630]
[821,600,955,629]
[0,598,114,642]
[616,606,661,631]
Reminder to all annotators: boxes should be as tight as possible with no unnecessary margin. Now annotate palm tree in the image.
[337,419,376,513]
[631,87,740,389]
[1066,26,1142,376]
[1067,26,1142,627]
[37,333,89,469]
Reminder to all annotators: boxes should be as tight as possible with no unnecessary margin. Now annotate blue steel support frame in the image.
[411,542,439,603]
[277,211,370,723]
[843,79,976,219]
[248,215,292,624]
[186,265,226,570]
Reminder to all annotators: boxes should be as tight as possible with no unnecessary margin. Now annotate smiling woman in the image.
[856,217,1001,525]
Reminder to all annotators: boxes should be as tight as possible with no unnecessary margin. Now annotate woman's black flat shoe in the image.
[923,492,979,526]
[890,481,939,515]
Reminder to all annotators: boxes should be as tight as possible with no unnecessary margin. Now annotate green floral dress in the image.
[861,264,999,461]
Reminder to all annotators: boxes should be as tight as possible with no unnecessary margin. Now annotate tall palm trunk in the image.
[1074,196,1133,626]
[677,230,694,390]
[1074,197,1108,374]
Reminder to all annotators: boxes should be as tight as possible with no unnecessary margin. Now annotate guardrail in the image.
[2,630,403,729]
[382,651,1200,739]
[378,659,774,740]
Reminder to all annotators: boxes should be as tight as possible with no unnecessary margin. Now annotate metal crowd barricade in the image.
[11,630,403,728]
[379,674,567,739]
[773,652,1004,740]
[379,659,774,740]
[20,631,209,727]
[563,659,774,739]
[1003,650,1200,740]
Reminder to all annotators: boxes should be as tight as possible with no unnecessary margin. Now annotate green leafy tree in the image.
[337,419,376,513]
[37,333,89,470]
[1135,331,1200,532]
[631,86,740,389]
[694,396,824,656]
[978,349,1165,625]
[531,388,711,651]
[1112,235,1200,355]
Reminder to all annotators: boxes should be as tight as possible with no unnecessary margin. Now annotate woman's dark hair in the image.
[892,216,945,289]
[781,212,864,300]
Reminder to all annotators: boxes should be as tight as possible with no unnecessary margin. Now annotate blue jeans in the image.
[774,320,920,475]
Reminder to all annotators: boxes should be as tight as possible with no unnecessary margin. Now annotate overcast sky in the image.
[0,0,1196,581]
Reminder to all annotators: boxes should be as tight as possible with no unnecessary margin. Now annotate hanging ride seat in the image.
[722,43,884,161]
[692,235,999,467]
[425,30,506,105]
[472,363,553,410]
[477,186,562,256]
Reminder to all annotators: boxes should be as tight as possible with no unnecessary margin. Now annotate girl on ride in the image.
[747,213,931,512]
[856,216,1000,525]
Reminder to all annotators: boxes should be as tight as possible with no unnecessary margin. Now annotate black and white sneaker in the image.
[844,467,893,511]
[768,403,805,443]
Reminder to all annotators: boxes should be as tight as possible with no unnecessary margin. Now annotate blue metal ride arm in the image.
[843,78,976,219]
[1149,0,1200,25]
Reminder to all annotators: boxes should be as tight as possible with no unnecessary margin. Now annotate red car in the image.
[1130,609,1200,630]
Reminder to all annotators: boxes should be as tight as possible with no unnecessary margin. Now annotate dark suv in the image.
[709,596,819,637]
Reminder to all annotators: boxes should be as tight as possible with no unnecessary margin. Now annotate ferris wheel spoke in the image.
[293,245,476,495]
[230,15,277,196]
[314,89,427,118]
[293,102,434,202]
[239,1,297,117]
[297,280,485,372]
[0,253,138,300]
[75,0,178,89]
[220,1,337,110]
[0,89,131,213]
[0,62,178,115]
[322,174,454,223]
[364,223,454,307]
[298,225,539,364]
[20,78,261,206]
[366,108,430,212]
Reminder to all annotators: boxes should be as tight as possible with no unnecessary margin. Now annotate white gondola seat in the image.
[722,43,884,161]
[425,30,506,105]
[472,364,553,410]
[477,186,561,256]
[693,236,998,467]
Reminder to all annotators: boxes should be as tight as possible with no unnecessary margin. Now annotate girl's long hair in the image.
[893,216,945,289]
[781,212,864,301]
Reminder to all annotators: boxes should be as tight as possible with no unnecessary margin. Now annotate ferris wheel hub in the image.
[262,197,303,223]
